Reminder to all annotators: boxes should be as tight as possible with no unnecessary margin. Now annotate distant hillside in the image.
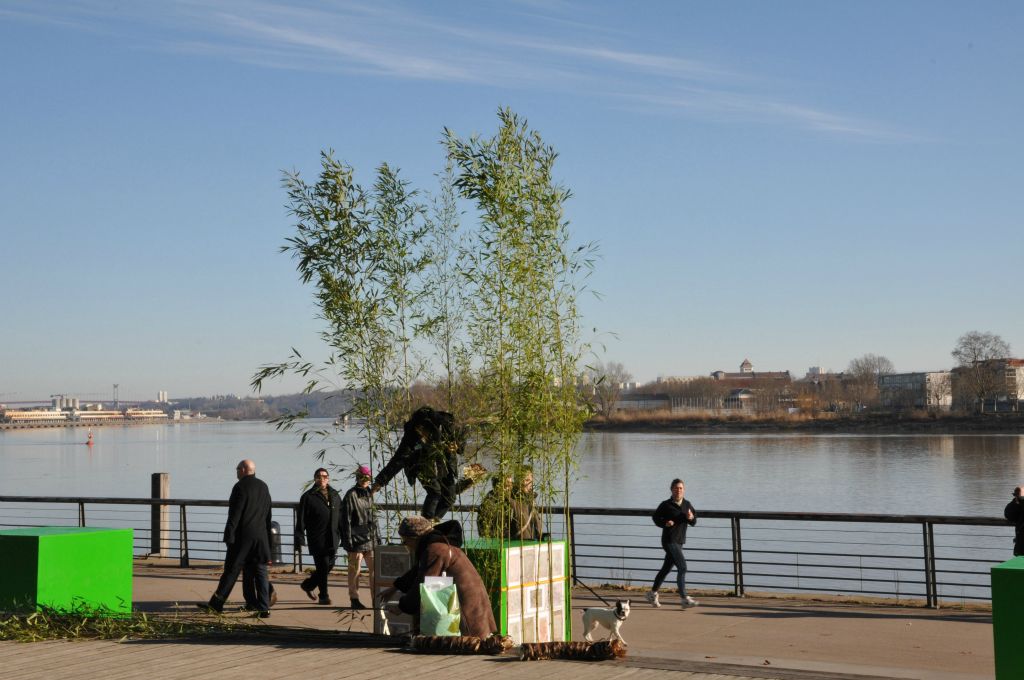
[173,391,355,421]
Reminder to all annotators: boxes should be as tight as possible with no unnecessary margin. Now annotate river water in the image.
[1,421,1022,516]
[2,422,1020,600]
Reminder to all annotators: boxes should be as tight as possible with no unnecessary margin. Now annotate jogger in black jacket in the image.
[646,478,698,609]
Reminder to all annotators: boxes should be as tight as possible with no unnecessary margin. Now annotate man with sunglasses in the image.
[296,467,344,605]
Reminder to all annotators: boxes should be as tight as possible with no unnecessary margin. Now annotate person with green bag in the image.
[379,515,496,639]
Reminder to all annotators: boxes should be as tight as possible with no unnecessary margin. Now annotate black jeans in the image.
[421,491,453,520]
[652,541,687,596]
[243,573,275,609]
[214,547,270,611]
[302,551,337,599]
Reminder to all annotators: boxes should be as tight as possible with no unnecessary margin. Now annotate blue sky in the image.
[1,1,1021,401]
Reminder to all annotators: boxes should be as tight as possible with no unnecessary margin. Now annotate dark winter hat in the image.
[397,515,433,538]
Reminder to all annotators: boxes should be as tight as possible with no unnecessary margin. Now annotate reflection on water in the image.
[1,424,1023,517]
[571,432,1024,517]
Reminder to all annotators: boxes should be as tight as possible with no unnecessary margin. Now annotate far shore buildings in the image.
[879,371,953,411]
[710,358,792,387]
[950,358,1024,412]
[608,356,1024,415]
[711,359,793,411]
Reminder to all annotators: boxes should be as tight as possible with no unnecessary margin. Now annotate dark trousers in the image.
[652,541,687,596]
[421,491,453,520]
[302,551,337,599]
[214,547,270,611]
[243,574,275,609]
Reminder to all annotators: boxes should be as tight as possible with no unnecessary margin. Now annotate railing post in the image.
[568,509,578,585]
[78,501,85,527]
[926,521,938,609]
[179,504,190,567]
[922,521,935,608]
[150,472,170,556]
[731,516,745,597]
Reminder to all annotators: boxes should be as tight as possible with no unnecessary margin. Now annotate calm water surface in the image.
[2,422,1022,517]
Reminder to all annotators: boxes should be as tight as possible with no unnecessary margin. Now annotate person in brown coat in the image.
[380,515,497,639]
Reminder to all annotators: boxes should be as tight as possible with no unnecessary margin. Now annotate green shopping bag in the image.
[420,574,460,636]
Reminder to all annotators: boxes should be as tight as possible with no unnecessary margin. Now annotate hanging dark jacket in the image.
[340,485,378,553]
[652,497,697,548]
[374,407,459,499]
[223,474,273,564]
[1005,498,1024,556]
[296,484,343,556]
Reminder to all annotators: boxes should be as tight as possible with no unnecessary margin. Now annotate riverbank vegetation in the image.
[586,409,1024,433]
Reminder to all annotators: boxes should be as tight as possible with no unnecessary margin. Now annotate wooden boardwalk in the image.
[0,637,906,680]
[0,562,993,680]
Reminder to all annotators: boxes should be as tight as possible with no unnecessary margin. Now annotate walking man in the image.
[1005,485,1024,556]
[199,459,273,616]
[646,478,698,608]
[296,467,345,605]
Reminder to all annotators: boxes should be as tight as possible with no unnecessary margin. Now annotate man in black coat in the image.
[646,478,698,609]
[1005,485,1024,556]
[199,459,273,616]
[296,467,344,605]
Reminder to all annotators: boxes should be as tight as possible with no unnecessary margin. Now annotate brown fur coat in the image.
[395,522,497,639]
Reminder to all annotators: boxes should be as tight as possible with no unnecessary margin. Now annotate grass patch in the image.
[0,608,260,643]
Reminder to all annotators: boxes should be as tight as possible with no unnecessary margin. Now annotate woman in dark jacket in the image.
[379,516,497,639]
[296,467,344,605]
[341,465,378,609]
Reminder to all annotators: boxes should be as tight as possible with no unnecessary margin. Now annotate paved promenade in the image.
[0,561,995,680]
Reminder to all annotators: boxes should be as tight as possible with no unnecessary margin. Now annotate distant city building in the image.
[613,393,671,412]
[950,358,1024,412]
[654,375,702,386]
[711,359,791,386]
[723,388,755,410]
[878,372,952,411]
[157,390,169,403]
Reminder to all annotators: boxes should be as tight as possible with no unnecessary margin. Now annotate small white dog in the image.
[582,599,630,644]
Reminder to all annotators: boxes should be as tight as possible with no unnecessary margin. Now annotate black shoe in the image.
[254,610,271,619]
[301,583,317,601]
[318,597,332,606]
[350,598,366,610]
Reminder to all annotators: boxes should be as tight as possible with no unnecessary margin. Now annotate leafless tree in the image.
[585,361,632,418]
[926,373,951,411]
[846,354,895,409]
[951,331,1012,412]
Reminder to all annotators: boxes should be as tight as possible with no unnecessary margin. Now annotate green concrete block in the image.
[464,539,570,642]
[0,527,133,615]
[991,556,1024,679]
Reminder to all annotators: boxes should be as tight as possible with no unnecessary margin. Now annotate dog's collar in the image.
[614,610,627,621]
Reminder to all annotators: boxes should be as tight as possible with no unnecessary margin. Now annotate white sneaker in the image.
[682,595,699,608]
[645,590,661,608]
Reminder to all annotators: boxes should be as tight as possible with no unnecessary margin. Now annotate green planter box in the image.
[464,539,570,643]
[991,556,1024,679]
[0,527,133,615]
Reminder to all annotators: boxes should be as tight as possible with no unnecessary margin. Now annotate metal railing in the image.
[0,495,1013,608]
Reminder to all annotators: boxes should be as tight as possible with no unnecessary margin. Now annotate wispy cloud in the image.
[626,89,918,142]
[0,0,910,141]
